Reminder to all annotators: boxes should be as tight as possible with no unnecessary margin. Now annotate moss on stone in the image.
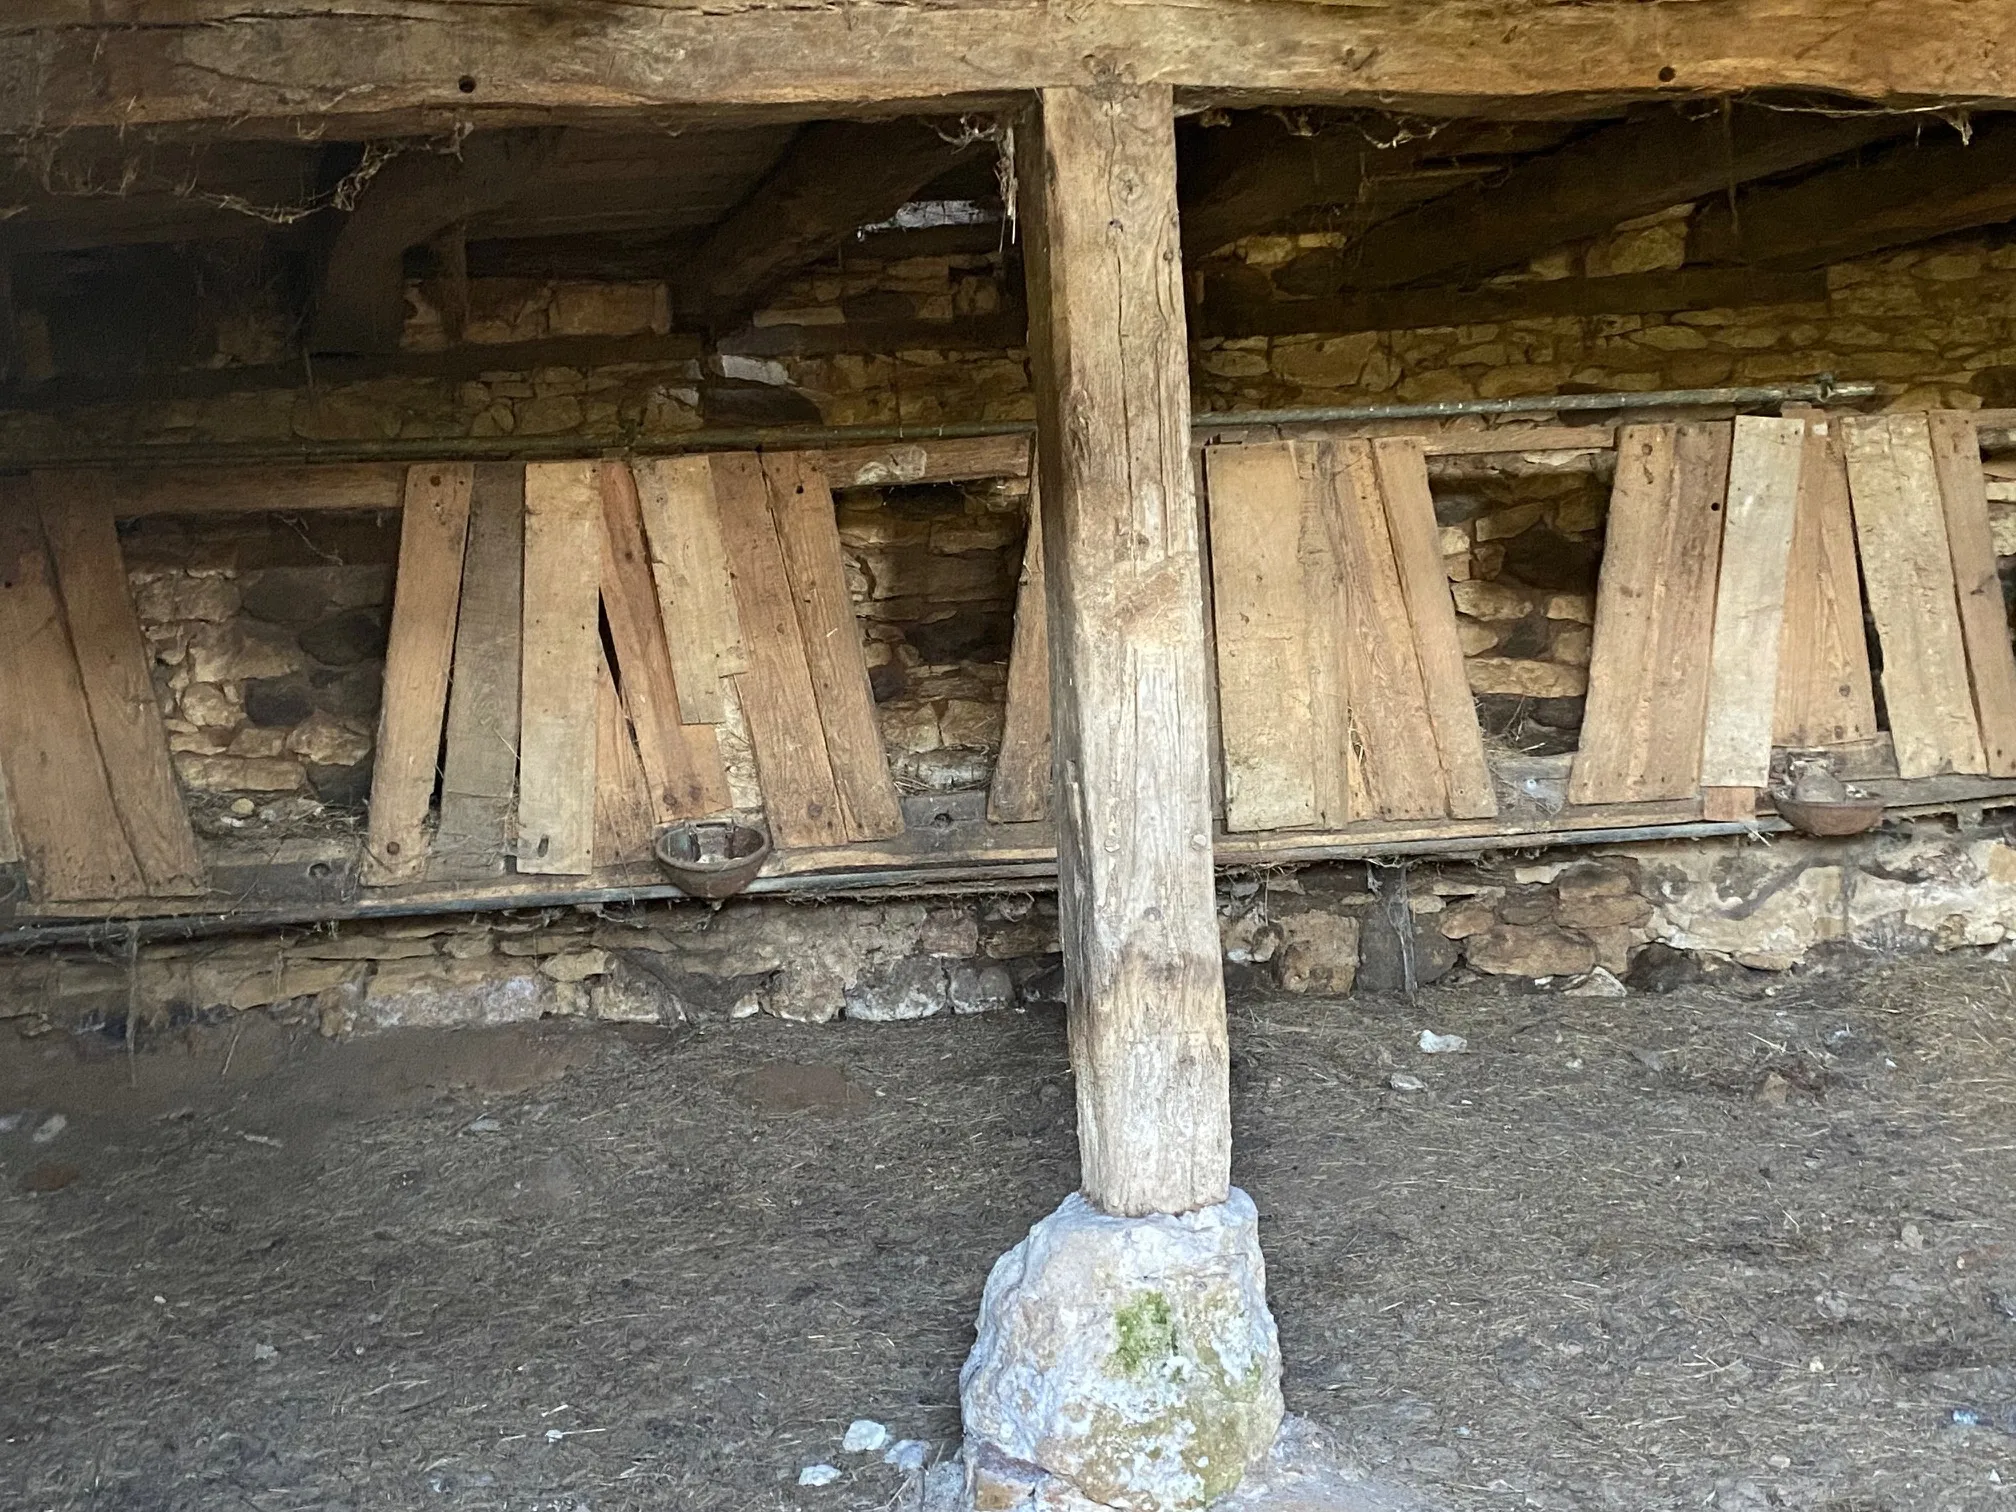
[1110,1291,1178,1377]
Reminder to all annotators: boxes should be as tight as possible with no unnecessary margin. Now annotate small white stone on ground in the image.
[1388,1073,1426,1093]
[841,1419,890,1453]
[1417,1031,1467,1054]
[1564,966,1628,999]
[465,1116,503,1133]
[31,1113,68,1144]
[884,1439,930,1472]
[797,1464,842,1487]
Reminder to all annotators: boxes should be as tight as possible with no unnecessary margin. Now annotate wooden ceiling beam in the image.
[7,3,2016,136]
[308,128,563,355]
[1688,119,2016,268]
[1330,104,1914,291]
[674,118,986,333]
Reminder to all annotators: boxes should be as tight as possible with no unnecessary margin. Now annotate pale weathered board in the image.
[435,462,524,878]
[1370,436,1496,819]
[0,494,144,901]
[1843,413,1988,778]
[1314,439,1445,820]
[762,450,904,841]
[362,463,474,885]
[988,484,1053,824]
[598,461,731,821]
[0,749,19,867]
[1700,415,1806,788]
[710,451,850,848]
[1295,445,1357,826]
[1928,410,2016,777]
[1569,422,1731,804]
[1774,413,1879,748]
[517,462,604,875]
[632,454,746,725]
[1205,442,1320,831]
[593,652,658,868]
[34,473,204,895]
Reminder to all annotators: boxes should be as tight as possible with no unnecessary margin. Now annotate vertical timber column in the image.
[1020,84,1231,1219]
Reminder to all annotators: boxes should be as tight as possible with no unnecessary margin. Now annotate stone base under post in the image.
[959,1189,1284,1511]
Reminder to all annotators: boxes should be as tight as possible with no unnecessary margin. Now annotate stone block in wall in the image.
[1450,581,1532,621]
[229,727,289,759]
[286,711,372,768]
[844,957,947,1021]
[174,754,306,793]
[1437,899,1499,940]
[296,610,390,667]
[1553,626,1593,666]
[1474,503,1544,542]
[950,963,1016,1015]
[1275,912,1360,995]
[131,571,241,624]
[1466,923,1595,978]
[939,699,1005,752]
[1355,906,1460,993]
[187,622,304,683]
[361,957,561,1030]
[1545,593,1595,623]
[1466,659,1588,698]
[179,681,243,729]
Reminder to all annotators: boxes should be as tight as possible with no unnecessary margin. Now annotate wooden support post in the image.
[1020,84,1230,1219]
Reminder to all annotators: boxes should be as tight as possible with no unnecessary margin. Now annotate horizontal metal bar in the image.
[1,381,1876,471]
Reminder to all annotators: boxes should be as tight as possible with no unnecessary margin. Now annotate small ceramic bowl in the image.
[652,820,773,898]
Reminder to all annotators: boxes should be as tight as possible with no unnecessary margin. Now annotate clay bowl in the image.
[653,820,773,899]
[1769,791,1887,838]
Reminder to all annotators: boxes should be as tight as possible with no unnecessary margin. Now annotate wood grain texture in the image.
[710,451,850,849]
[632,454,745,725]
[1700,416,1806,788]
[516,462,603,875]
[361,463,473,885]
[593,652,657,869]
[1371,436,1495,819]
[1570,422,1731,804]
[1843,413,1987,778]
[435,462,524,879]
[34,473,203,895]
[17,3,2016,135]
[0,748,20,867]
[1701,785,1761,822]
[988,485,1053,825]
[598,461,730,821]
[1205,442,1319,832]
[1774,414,1879,748]
[0,491,143,901]
[1295,444,1357,826]
[1928,410,2016,777]
[761,450,904,842]
[108,464,407,516]
[1021,84,1229,1217]
[1315,439,1445,821]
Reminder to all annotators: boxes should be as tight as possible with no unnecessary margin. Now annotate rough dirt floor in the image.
[4,951,2016,1512]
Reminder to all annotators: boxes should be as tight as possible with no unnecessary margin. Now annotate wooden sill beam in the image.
[8,4,2016,135]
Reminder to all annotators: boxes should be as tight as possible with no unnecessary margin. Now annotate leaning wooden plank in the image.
[1295,446,1356,826]
[710,452,850,848]
[435,462,524,879]
[1204,442,1320,831]
[1569,422,1730,804]
[593,652,658,868]
[1843,413,1988,778]
[1311,438,1445,820]
[1699,415,1806,788]
[516,462,604,875]
[987,483,1053,825]
[109,463,409,516]
[0,494,144,901]
[1774,413,1879,748]
[598,461,731,820]
[762,451,905,842]
[632,454,746,724]
[1928,410,2016,777]
[34,473,203,895]
[1370,436,1496,819]
[0,749,20,867]
[360,463,474,885]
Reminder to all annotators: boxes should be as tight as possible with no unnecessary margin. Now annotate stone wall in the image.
[9,815,2016,1041]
